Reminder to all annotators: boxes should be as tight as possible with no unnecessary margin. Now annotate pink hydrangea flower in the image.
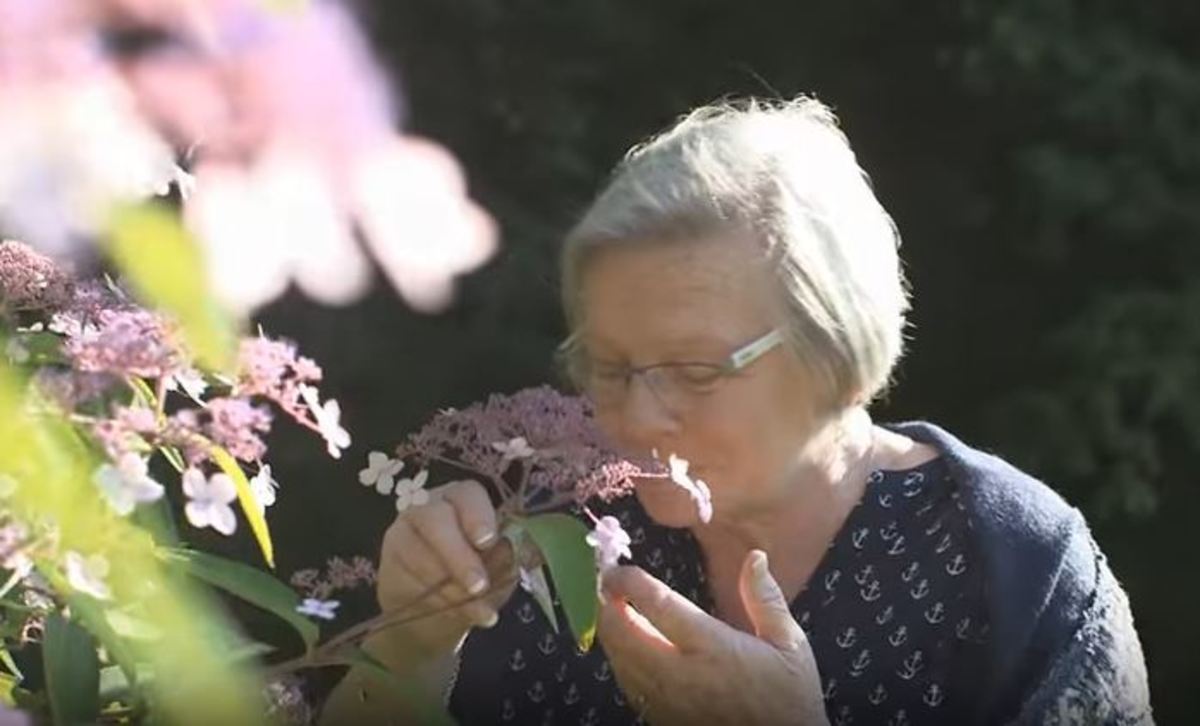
[182,467,238,536]
[585,514,632,572]
[667,454,713,524]
[204,397,272,463]
[0,240,72,312]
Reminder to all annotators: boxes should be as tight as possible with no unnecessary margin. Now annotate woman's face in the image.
[577,233,829,528]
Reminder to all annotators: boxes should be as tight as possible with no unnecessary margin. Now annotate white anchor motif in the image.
[850,648,871,676]
[924,683,945,707]
[925,518,944,536]
[935,532,953,554]
[868,470,885,484]
[875,604,895,626]
[888,709,910,726]
[647,548,665,567]
[852,527,870,550]
[538,632,558,656]
[527,681,546,704]
[501,698,516,721]
[878,492,894,508]
[880,521,900,541]
[901,561,920,582]
[902,471,925,495]
[910,578,931,600]
[555,662,569,682]
[630,526,646,545]
[860,580,882,602]
[563,683,581,705]
[580,708,600,726]
[836,626,857,649]
[855,564,875,585]
[888,625,908,647]
[799,611,812,630]
[833,705,853,726]
[897,650,924,680]
[869,684,888,705]
[924,601,946,625]
[955,617,972,640]
[662,567,675,586]
[517,602,536,624]
[915,500,935,517]
[594,661,612,682]
[823,677,838,701]
[510,649,526,672]
[887,536,907,556]
[946,554,967,576]
[825,569,842,591]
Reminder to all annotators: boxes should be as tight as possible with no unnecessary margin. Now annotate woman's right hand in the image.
[374,479,517,661]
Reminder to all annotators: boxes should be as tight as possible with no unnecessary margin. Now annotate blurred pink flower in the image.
[182,467,238,535]
[204,396,272,463]
[64,307,179,378]
[1,0,497,313]
[0,240,73,312]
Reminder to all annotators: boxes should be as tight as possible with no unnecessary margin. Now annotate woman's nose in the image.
[609,374,681,450]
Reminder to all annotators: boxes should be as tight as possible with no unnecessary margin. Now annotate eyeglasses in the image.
[563,329,785,413]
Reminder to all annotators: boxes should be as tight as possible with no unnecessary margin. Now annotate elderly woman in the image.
[323,98,1152,725]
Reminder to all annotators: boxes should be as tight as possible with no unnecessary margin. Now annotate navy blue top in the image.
[447,423,1153,725]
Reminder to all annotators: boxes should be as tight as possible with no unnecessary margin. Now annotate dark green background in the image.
[206,1,1198,720]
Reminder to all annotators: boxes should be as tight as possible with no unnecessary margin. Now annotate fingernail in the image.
[753,550,769,576]
[473,530,497,548]
[466,571,488,595]
[479,609,499,628]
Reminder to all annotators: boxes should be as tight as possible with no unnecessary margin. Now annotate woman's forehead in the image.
[578,235,776,351]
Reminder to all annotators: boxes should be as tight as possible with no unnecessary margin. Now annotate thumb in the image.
[739,550,806,652]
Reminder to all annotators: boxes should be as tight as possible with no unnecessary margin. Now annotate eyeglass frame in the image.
[560,328,786,411]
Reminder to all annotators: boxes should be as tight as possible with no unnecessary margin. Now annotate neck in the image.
[692,407,877,601]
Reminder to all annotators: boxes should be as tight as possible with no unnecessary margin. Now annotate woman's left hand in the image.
[597,550,829,726]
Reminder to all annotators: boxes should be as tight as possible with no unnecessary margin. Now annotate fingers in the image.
[737,550,807,652]
[600,566,711,652]
[378,482,502,628]
[440,479,498,548]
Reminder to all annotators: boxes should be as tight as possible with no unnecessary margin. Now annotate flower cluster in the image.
[1,239,350,547]
[392,385,653,509]
[290,556,378,602]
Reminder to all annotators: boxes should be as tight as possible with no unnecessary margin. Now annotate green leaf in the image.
[512,513,598,650]
[501,526,559,634]
[163,548,316,651]
[333,647,454,726]
[43,614,101,725]
[0,647,21,682]
[0,673,17,707]
[209,444,275,568]
[105,203,236,371]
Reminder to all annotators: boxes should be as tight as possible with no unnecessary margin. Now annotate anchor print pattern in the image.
[448,456,989,725]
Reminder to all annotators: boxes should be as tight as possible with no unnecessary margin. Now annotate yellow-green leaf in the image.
[210,445,274,568]
[105,203,237,371]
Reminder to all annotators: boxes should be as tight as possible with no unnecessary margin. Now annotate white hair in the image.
[561,96,910,407]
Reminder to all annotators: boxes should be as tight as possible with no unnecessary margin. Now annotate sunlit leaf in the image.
[0,648,21,682]
[106,203,237,371]
[512,514,598,650]
[163,548,316,651]
[210,444,275,568]
[43,614,101,724]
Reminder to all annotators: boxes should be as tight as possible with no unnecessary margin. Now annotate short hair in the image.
[560,96,910,408]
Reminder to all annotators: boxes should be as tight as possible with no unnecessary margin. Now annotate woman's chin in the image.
[635,479,703,528]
